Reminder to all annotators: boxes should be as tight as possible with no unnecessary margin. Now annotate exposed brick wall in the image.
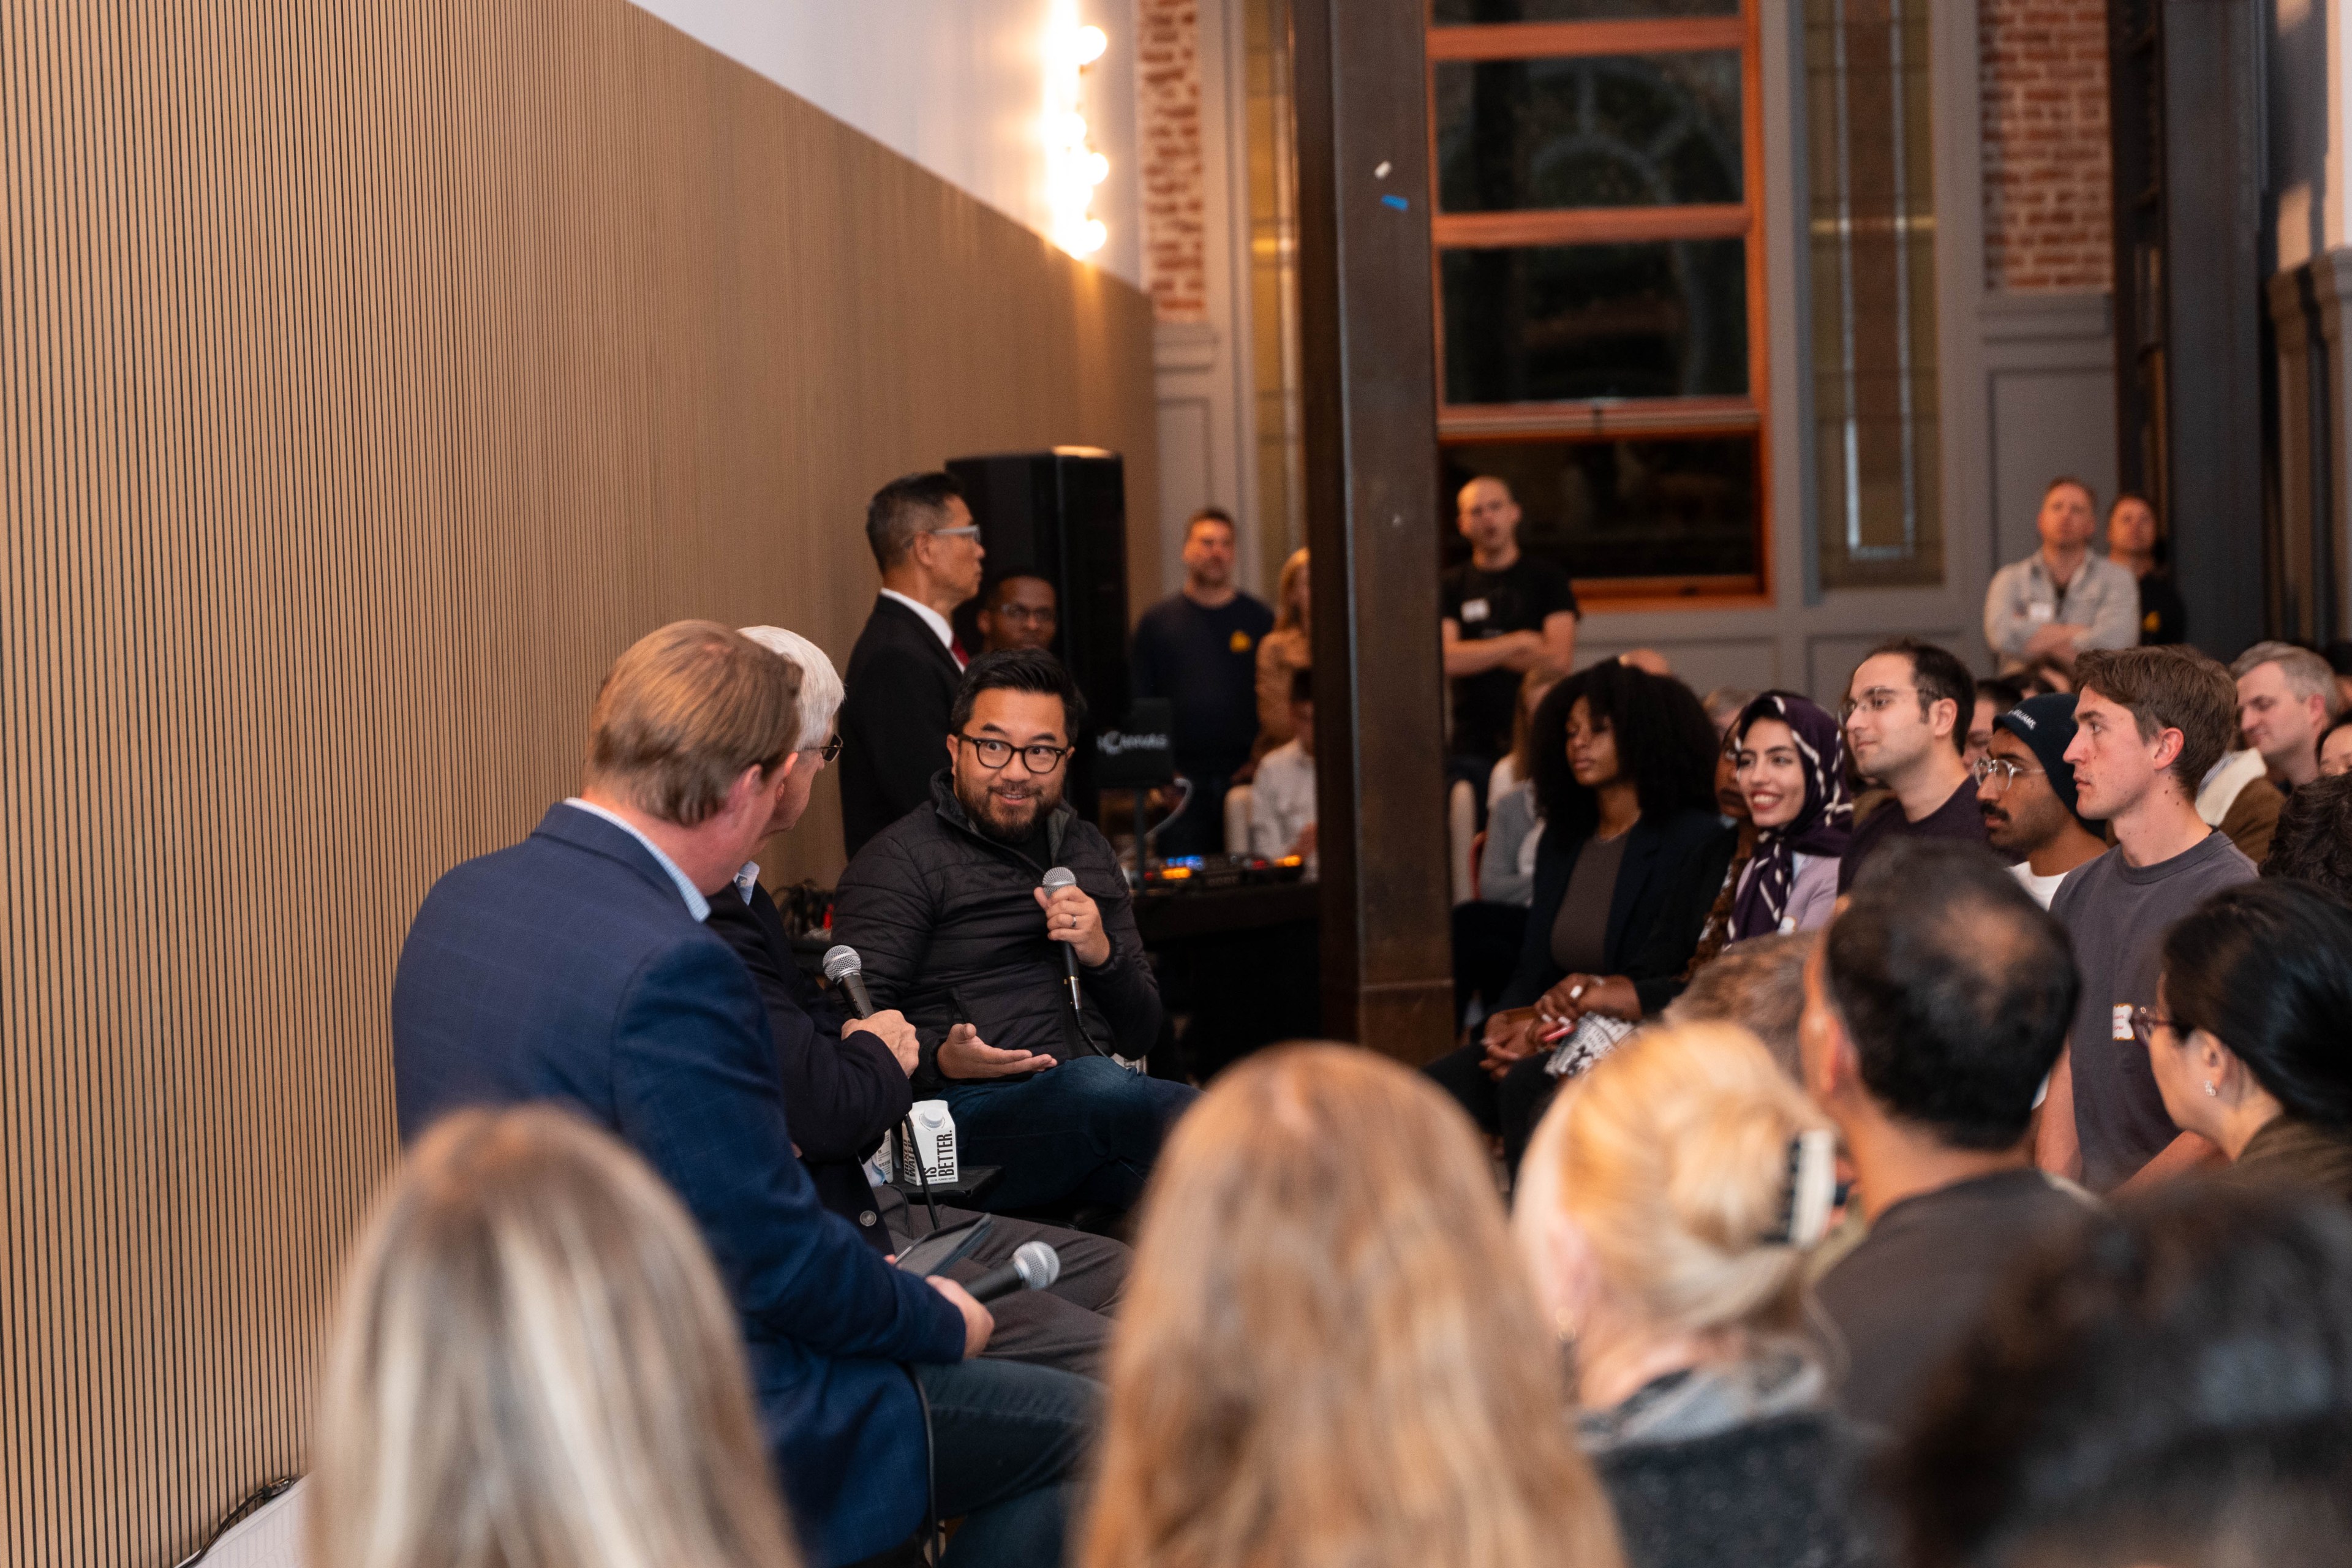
[1138,0,1207,320]
[1980,0,2113,292]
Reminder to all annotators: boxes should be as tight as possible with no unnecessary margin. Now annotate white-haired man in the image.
[2232,640,2343,794]
[713,625,1128,1376]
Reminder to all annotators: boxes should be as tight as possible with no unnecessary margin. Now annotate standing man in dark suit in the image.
[391,621,1090,1568]
[840,471,986,858]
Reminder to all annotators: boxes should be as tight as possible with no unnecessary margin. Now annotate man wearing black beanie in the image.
[1977,693,2107,907]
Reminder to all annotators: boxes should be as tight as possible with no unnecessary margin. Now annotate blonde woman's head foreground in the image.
[311,1105,799,1568]
[1080,1042,1622,1568]
[1515,1022,1833,1401]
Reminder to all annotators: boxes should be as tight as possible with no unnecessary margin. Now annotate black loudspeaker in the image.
[946,448,1133,819]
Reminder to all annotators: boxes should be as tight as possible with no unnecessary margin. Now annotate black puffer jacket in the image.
[833,773,1163,1092]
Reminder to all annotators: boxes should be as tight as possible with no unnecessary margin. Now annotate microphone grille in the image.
[1012,1240,1061,1290]
[1042,865,1077,891]
[820,944,862,982]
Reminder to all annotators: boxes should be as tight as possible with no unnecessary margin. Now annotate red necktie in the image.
[951,636,971,669]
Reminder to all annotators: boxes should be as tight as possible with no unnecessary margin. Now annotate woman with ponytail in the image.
[1515,1024,1877,1568]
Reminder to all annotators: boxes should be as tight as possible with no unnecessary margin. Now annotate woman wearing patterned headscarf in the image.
[1727,692,1853,941]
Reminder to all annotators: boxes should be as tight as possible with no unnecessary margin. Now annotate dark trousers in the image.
[1451,900,1528,1020]
[902,1357,1099,1568]
[880,1188,1128,1378]
[943,1056,1200,1212]
[1425,1041,1564,1177]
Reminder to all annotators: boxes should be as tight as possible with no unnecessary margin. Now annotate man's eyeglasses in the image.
[991,603,1056,624]
[2128,1005,2177,1046]
[954,733,1072,773]
[926,524,982,542]
[810,734,843,763]
[1969,755,2045,793]
[1839,687,1912,723]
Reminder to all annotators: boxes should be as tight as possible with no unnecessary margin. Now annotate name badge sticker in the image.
[2028,603,2055,624]
[1461,598,1491,624]
[2112,1003,2134,1042]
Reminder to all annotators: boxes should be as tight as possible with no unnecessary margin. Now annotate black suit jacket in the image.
[840,595,963,859]
[1498,806,1737,1016]
[705,880,913,1254]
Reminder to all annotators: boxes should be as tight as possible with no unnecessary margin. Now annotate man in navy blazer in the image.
[839,470,987,859]
[393,621,1091,1568]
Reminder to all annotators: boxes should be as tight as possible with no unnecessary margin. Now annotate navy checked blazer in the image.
[391,804,965,1567]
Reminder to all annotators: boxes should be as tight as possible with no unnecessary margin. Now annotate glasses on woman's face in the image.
[1970,755,2045,793]
[2128,1005,2178,1047]
[954,733,1072,774]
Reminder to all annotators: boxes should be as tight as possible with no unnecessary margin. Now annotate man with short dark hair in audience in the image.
[1131,507,1273,857]
[1983,476,2141,673]
[976,573,1058,655]
[710,625,1128,1376]
[835,649,1199,1215]
[1838,638,1989,891]
[840,471,987,859]
[2040,647,2255,1193]
[2233,640,2343,794]
[1978,692,2106,907]
[2263,771,2352,901]
[391,622,1088,1568]
[1803,841,2094,1435]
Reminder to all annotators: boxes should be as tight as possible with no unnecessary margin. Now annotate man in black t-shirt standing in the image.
[1131,508,1275,856]
[1440,476,1579,760]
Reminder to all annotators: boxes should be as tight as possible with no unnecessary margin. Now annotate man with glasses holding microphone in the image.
[834,649,1197,1216]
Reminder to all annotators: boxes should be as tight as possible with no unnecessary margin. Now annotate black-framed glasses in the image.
[954,733,1072,773]
[1970,756,2045,793]
[813,734,843,763]
[2129,1005,2177,1046]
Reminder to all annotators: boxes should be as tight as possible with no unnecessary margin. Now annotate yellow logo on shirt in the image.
[1230,630,1254,654]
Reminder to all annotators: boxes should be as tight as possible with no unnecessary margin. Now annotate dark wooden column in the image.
[1292,0,1454,1061]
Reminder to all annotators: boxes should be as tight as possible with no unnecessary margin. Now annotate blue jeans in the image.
[943,1056,1200,1211]
[911,1358,1098,1568]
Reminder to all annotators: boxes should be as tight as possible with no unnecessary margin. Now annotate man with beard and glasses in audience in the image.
[2040,647,2254,1194]
[1838,638,1989,891]
[1976,692,2106,907]
[834,650,1198,1217]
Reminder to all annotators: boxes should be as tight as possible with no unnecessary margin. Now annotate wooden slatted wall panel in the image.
[0,2,1158,1560]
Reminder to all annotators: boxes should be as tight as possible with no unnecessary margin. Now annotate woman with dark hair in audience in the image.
[2141,879,2352,1202]
[1515,1023,1878,1568]
[1080,1045,1626,1568]
[312,1105,804,1568]
[1686,693,1852,970]
[2263,769,2352,901]
[1898,1185,2352,1568]
[1425,662,1735,1170]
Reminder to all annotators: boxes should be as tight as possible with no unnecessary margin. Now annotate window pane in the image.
[1806,0,1940,589]
[1434,0,1737,21]
[1441,437,1760,579]
[1442,239,1748,404]
[1436,55,1743,212]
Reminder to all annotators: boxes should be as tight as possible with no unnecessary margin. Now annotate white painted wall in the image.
[627,0,1142,288]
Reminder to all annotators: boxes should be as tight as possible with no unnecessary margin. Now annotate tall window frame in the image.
[1426,3,1773,603]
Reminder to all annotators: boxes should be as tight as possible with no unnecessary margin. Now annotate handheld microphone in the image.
[821,944,877,1019]
[962,1240,1061,1303]
[1041,867,1084,1016]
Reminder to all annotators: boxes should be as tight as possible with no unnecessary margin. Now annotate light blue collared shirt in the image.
[562,797,710,922]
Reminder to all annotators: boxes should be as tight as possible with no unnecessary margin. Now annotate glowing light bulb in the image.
[1084,151,1110,186]
[1076,219,1107,254]
[1072,25,1108,65]
[1054,111,1089,148]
